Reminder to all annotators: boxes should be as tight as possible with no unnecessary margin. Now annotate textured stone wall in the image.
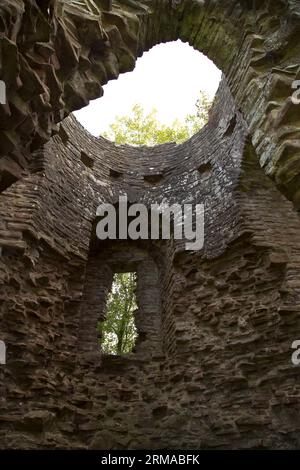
[78,241,163,359]
[0,0,300,209]
[1,74,300,449]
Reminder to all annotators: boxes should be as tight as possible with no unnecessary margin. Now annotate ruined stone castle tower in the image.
[0,0,300,449]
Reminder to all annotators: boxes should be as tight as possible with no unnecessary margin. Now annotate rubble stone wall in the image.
[0,1,300,209]
[1,72,300,448]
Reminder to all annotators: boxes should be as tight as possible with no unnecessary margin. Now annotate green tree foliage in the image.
[99,273,137,355]
[185,91,213,137]
[102,91,212,146]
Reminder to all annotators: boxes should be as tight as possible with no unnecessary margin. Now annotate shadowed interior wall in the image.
[1,72,300,448]
[79,241,162,358]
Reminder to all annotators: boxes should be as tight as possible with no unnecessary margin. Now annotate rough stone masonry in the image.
[0,0,300,450]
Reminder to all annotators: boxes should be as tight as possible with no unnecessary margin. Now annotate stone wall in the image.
[78,241,163,359]
[0,1,300,209]
[1,75,300,449]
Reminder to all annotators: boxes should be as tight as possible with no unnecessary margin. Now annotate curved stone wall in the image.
[1,78,300,449]
[0,0,300,207]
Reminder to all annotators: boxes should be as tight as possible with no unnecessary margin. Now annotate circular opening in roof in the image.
[74,40,221,146]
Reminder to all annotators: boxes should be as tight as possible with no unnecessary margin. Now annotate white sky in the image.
[74,40,222,136]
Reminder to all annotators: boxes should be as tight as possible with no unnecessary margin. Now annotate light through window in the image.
[99,272,138,355]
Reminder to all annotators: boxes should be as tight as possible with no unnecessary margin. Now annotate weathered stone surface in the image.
[0,0,300,207]
[1,74,300,449]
